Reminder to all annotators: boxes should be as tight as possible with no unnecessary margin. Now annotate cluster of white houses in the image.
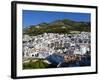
[23,32,91,59]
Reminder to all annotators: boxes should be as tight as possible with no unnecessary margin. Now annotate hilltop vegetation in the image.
[23,19,90,36]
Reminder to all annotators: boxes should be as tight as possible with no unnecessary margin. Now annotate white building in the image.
[23,32,91,58]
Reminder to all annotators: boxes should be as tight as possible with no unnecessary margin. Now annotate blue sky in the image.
[23,10,91,28]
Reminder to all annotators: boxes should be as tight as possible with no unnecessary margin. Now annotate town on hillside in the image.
[23,32,91,69]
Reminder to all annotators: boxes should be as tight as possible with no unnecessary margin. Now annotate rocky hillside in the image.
[23,19,90,36]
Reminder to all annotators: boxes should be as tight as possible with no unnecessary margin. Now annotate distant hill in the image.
[23,19,90,36]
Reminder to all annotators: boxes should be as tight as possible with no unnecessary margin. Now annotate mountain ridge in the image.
[23,19,90,36]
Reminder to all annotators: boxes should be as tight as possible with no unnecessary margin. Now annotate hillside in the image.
[23,19,90,36]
